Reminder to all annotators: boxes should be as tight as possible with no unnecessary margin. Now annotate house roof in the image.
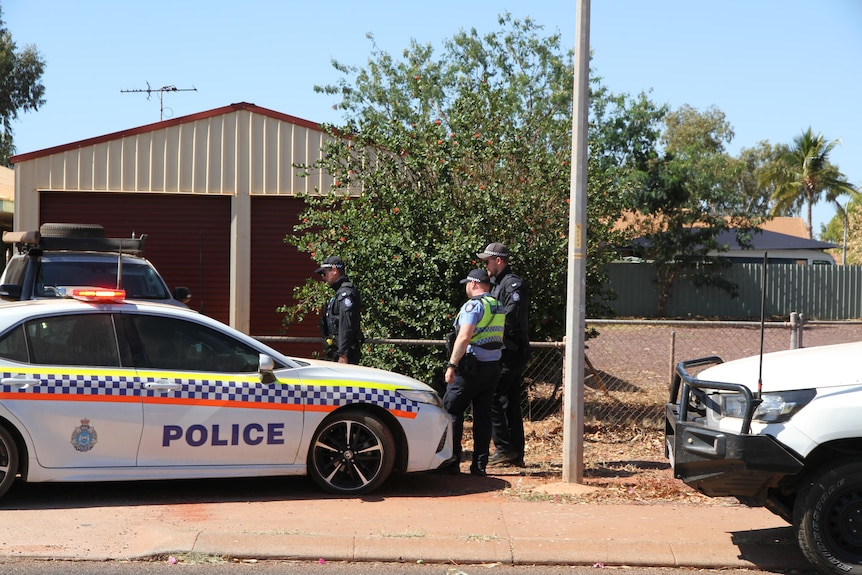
[715,228,837,250]
[758,217,809,238]
[9,102,324,164]
[632,227,838,251]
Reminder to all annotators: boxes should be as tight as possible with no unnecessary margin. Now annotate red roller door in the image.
[250,196,320,358]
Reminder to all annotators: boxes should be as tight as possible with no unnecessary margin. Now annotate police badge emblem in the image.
[71,418,98,452]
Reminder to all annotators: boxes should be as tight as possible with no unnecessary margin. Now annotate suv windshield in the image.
[36,258,171,300]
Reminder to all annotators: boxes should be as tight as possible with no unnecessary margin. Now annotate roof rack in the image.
[2,230,145,255]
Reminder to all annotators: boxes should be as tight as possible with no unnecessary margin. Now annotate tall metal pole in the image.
[563,0,590,483]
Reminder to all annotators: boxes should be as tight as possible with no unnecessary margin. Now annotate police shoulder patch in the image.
[511,291,521,302]
[342,296,354,308]
[464,301,478,313]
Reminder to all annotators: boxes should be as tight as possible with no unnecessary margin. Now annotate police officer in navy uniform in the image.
[440,268,505,476]
[477,242,531,467]
[316,256,362,364]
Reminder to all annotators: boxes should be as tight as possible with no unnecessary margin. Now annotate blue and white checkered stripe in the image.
[0,372,141,397]
[304,385,416,413]
[0,372,419,414]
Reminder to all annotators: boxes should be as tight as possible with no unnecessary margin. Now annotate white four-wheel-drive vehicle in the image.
[666,341,862,575]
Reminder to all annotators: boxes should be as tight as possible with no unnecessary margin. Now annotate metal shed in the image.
[10,102,335,353]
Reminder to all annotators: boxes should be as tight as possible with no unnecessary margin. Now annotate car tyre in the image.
[39,223,105,238]
[0,426,19,499]
[307,409,395,495]
[795,460,862,575]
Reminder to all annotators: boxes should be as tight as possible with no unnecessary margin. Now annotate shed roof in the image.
[9,102,322,164]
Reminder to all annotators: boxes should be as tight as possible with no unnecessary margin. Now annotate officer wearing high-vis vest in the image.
[440,268,505,476]
[315,256,362,364]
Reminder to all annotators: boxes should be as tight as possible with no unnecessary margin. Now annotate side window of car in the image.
[0,325,30,363]
[130,315,260,373]
[24,314,120,367]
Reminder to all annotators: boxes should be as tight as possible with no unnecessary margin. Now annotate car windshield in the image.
[36,261,171,300]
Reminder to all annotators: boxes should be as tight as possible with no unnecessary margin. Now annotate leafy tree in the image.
[729,141,781,216]
[761,128,856,239]
[281,14,662,384]
[844,204,862,266]
[0,6,46,166]
[628,105,751,316]
[822,192,862,264]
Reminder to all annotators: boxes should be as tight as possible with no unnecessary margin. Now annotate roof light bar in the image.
[67,288,126,303]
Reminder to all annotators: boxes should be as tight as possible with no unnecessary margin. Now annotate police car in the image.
[0,288,453,498]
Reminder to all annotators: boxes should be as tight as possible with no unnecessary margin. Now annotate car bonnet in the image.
[282,358,436,392]
[697,340,862,393]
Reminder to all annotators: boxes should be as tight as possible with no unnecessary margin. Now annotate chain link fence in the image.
[259,319,862,475]
[515,319,862,473]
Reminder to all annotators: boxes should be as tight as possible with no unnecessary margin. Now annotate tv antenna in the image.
[121,82,198,121]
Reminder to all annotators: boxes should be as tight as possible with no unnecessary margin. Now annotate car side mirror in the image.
[259,354,277,384]
[173,286,192,304]
[0,284,22,301]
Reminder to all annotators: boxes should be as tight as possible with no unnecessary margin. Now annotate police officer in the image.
[315,256,363,364]
[440,268,505,476]
[477,242,530,467]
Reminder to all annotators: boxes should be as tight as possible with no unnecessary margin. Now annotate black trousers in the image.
[325,346,361,365]
[443,359,501,471]
[491,351,526,459]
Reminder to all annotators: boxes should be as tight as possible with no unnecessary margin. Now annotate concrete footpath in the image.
[0,474,812,571]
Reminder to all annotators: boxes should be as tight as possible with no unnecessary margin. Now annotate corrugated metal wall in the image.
[606,263,862,320]
[15,107,333,198]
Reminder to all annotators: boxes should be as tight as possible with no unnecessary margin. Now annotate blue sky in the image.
[5,0,860,237]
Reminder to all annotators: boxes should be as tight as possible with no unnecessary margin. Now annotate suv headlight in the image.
[397,389,443,408]
[720,389,816,423]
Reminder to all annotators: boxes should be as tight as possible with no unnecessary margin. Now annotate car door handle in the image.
[1,376,40,390]
[143,380,183,391]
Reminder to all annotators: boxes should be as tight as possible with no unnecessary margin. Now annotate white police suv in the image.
[0,288,453,498]
[666,342,862,575]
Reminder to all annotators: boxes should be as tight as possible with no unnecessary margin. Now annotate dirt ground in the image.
[468,417,712,505]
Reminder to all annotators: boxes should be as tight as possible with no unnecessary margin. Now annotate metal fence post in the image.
[668,330,676,384]
[790,312,798,349]
[799,314,805,348]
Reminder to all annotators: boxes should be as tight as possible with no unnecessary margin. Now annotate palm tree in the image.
[762,128,856,238]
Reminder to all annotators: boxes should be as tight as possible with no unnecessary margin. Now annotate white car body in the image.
[691,341,862,455]
[666,340,862,575]
[0,297,453,496]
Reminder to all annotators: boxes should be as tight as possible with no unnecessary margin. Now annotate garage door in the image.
[250,196,320,358]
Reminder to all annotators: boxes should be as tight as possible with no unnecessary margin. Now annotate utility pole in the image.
[563,0,590,484]
[121,82,198,121]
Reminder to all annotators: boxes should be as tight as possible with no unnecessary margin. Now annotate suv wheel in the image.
[795,460,862,575]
